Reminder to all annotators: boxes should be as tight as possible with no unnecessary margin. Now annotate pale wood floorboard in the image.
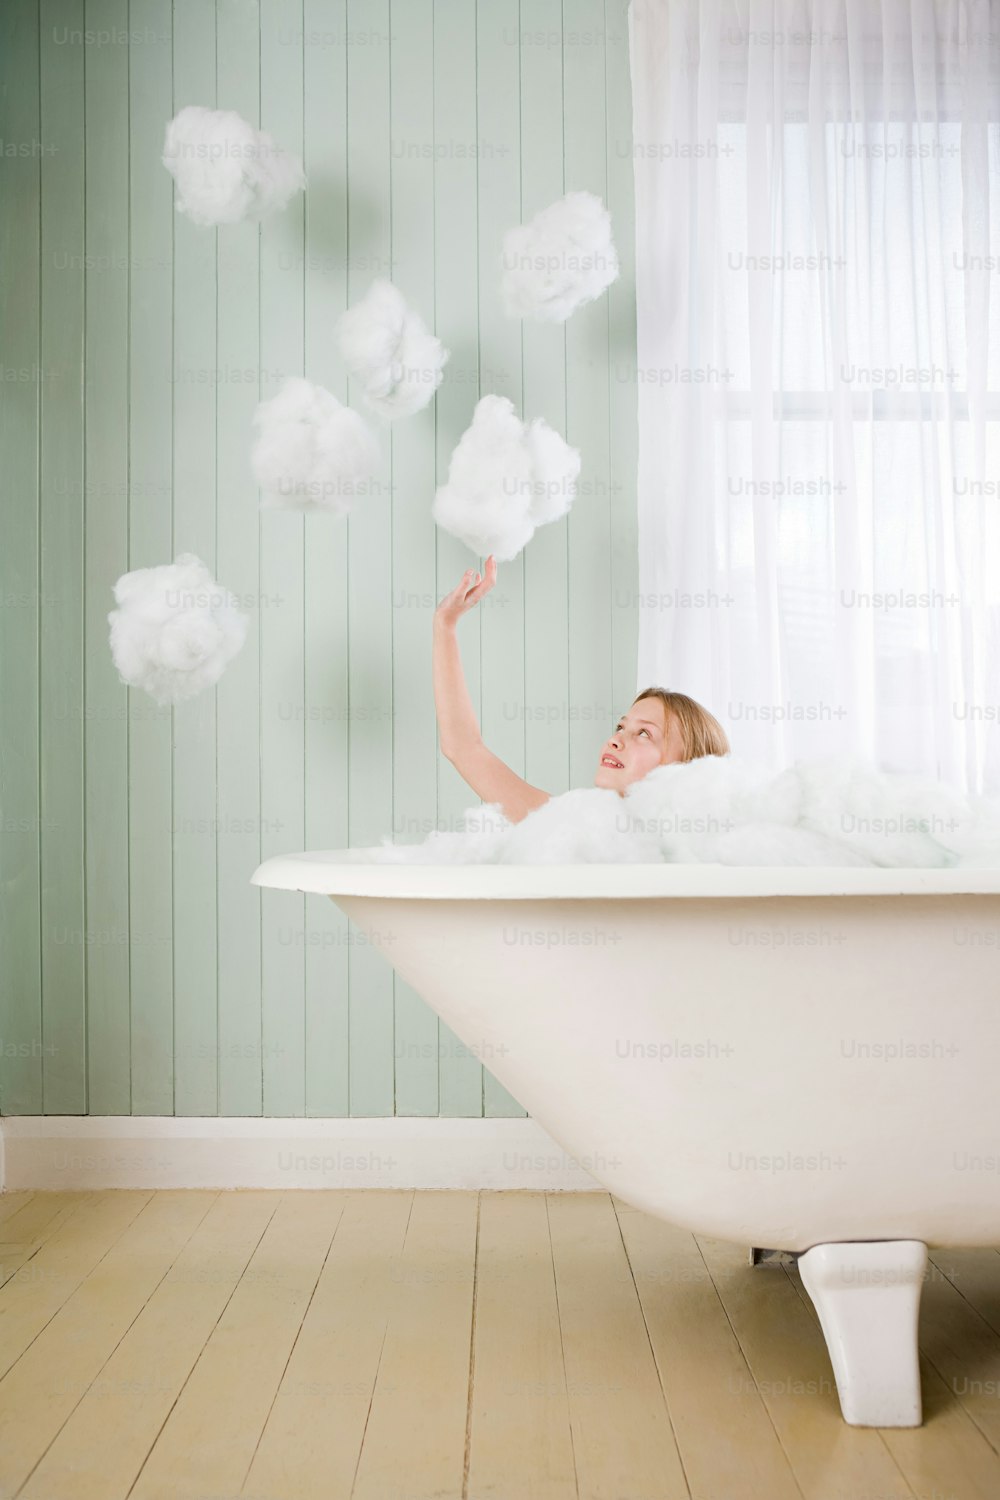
[614,1201,803,1500]
[929,1247,1000,1337]
[0,1192,36,1228]
[0,1193,91,1293]
[18,1190,279,1500]
[2,1191,217,1498]
[0,1192,153,1380]
[915,1253,1000,1452]
[546,1193,690,1499]
[0,1190,996,1500]
[127,1192,342,1500]
[465,1192,577,1500]
[242,1190,410,1500]
[350,1191,478,1500]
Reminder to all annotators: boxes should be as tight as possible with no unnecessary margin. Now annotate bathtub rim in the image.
[250,850,1000,900]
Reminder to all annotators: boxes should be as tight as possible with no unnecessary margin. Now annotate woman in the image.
[433,555,730,824]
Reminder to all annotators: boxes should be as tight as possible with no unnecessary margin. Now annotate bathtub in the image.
[251,852,1000,1427]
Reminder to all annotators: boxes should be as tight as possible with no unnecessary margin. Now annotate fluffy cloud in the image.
[162,106,305,226]
[251,377,380,513]
[337,280,449,418]
[431,394,580,560]
[501,190,619,322]
[108,553,248,705]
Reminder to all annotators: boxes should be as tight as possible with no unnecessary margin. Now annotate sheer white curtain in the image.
[628,0,1000,791]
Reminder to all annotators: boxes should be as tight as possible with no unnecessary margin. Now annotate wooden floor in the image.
[1,1191,999,1499]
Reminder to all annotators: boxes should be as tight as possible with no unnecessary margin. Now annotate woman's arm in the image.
[434,559,551,825]
[432,604,482,758]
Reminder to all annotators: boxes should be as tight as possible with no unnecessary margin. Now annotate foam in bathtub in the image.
[498,788,663,864]
[367,752,1000,867]
[371,803,512,864]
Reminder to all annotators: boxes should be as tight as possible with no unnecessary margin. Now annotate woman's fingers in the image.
[438,560,497,616]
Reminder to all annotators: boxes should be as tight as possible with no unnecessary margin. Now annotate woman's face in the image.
[594,697,687,794]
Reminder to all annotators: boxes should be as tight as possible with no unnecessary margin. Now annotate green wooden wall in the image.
[0,0,638,1118]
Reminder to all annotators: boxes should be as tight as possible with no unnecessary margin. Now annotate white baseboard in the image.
[0,1116,609,1192]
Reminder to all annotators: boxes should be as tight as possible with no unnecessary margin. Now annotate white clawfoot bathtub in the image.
[251,852,1000,1428]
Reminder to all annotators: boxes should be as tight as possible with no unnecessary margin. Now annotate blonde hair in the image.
[632,686,730,762]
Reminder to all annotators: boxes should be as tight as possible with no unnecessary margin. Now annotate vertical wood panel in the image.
[4,1,639,1123]
[433,0,485,1116]
[127,0,174,1114]
[301,0,351,1117]
[565,0,615,788]
[389,0,441,1116]
[476,0,526,1118]
[39,0,86,1112]
[345,0,394,1117]
[84,0,132,1113]
[217,0,265,1116]
[0,0,42,1116]
[521,0,571,799]
[171,0,220,1115]
[260,0,307,1115]
[606,0,640,712]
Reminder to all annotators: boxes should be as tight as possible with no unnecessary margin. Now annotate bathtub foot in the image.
[797,1239,926,1427]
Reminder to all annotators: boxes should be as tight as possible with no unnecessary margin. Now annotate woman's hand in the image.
[434,555,498,627]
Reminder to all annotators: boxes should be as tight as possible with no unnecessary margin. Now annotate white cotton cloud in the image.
[162,106,305,227]
[353,754,1000,867]
[431,394,580,561]
[251,377,380,514]
[108,553,248,705]
[501,190,619,322]
[337,280,449,419]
